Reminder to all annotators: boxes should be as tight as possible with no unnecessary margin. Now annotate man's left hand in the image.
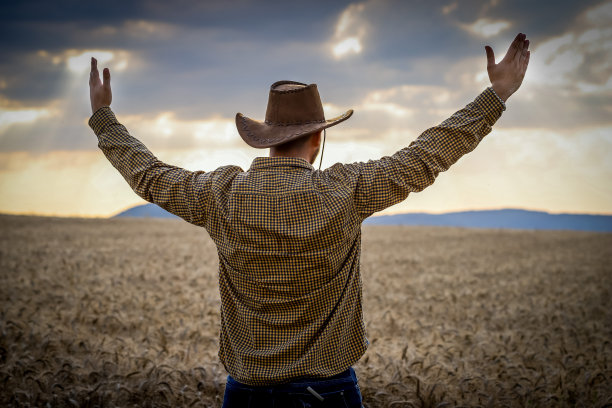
[89,57,112,114]
[485,33,530,102]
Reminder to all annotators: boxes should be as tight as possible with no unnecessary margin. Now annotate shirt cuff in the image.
[489,87,507,109]
[88,106,118,136]
[474,87,506,126]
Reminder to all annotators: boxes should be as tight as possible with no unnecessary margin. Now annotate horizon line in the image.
[2,206,612,219]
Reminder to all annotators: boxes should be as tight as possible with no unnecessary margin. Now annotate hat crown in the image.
[265,81,325,125]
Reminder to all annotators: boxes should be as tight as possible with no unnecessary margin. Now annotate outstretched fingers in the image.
[90,57,100,86]
[506,33,521,60]
[507,33,526,62]
[522,50,531,74]
[518,38,530,72]
[485,45,496,68]
[103,67,111,88]
[519,39,529,63]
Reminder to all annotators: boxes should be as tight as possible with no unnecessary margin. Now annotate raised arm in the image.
[326,33,530,219]
[87,58,229,226]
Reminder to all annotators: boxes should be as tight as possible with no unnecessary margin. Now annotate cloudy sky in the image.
[1,0,611,217]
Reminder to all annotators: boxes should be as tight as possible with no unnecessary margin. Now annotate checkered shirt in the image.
[89,87,505,385]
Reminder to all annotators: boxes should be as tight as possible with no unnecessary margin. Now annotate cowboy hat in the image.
[235,80,353,148]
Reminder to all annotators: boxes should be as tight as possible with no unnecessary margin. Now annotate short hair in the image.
[274,130,320,152]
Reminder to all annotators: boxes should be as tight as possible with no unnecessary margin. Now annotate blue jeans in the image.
[222,367,363,408]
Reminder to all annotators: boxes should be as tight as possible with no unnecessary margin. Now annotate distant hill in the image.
[114,204,612,232]
[114,204,179,219]
[363,209,612,232]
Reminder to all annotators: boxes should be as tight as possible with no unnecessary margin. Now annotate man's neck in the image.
[269,150,313,164]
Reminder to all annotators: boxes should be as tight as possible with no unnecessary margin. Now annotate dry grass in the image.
[0,215,610,407]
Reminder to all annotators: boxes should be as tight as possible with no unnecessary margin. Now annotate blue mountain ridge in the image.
[113,204,612,232]
[114,203,180,219]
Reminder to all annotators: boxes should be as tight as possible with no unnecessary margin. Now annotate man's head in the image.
[264,82,322,163]
[269,129,322,164]
[235,81,353,162]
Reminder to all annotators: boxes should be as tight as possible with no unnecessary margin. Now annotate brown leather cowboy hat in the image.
[235,80,353,148]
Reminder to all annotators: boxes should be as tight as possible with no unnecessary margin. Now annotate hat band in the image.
[264,119,326,126]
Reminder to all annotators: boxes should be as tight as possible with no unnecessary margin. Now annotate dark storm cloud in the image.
[445,0,596,36]
[0,54,66,105]
[0,0,351,50]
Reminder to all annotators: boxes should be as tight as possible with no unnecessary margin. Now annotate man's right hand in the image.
[485,33,530,102]
[89,57,112,114]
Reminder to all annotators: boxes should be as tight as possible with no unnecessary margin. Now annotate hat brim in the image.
[235,109,353,148]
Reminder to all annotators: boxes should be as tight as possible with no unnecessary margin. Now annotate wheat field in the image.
[0,215,610,407]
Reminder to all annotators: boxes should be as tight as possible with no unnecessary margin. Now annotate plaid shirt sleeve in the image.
[325,87,506,219]
[88,107,228,226]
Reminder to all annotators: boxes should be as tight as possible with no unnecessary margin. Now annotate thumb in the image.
[485,46,495,68]
[103,68,111,87]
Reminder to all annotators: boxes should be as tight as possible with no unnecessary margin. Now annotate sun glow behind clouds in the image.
[463,18,511,37]
[333,37,362,58]
[121,112,241,148]
[331,3,366,59]
[0,108,52,129]
[66,50,129,73]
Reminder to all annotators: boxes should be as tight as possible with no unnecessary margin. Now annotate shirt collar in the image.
[249,156,314,171]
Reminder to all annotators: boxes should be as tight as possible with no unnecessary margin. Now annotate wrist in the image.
[91,104,110,115]
[491,84,511,102]
[489,87,507,110]
[91,105,110,116]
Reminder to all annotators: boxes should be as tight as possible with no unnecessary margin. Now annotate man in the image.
[88,33,530,407]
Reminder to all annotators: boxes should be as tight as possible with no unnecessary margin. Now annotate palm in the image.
[485,33,530,101]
